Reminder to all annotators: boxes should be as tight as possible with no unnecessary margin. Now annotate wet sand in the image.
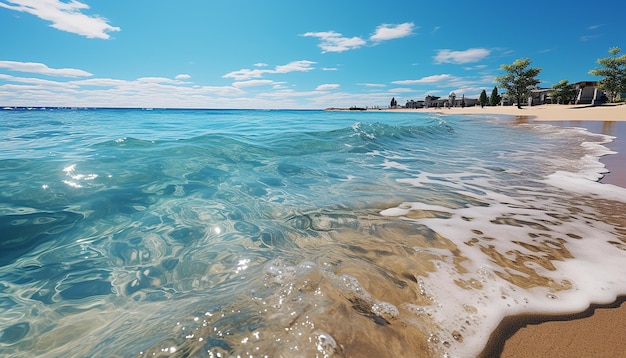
[481,297,626,357]
[492,119,626,357]
[481,127,626,357]
[421,104,626,357]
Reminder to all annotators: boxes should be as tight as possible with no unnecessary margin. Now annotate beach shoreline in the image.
[389,104,626,357]
[378,104,626,188]
[346,102,625,121]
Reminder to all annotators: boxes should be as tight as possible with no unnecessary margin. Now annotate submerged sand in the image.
[413,104,626,357]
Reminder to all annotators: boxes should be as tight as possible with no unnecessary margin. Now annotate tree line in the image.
[480,47,626,109]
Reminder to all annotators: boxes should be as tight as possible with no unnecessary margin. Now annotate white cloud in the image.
[462,64,488,71]
[392,74,454,85]
[434,48,490,64]
[274,60,316,74]
[223,60,316,81]
[222,68,267,81]
[370,22,415,42]
[0,61,344,109]
[322,67,338,71]
[71,78,127,86]
[315,83,340,91]
[0,73,249,108]
[301,31,366,53]
[303,23,415,54]
[0,70,420,108]
[0,60,92,77]
[137,77,188,84]
[580,35,599,42]
[175,74,191,80]
[0,0,120,39]
[232,79,278,88]
[0,73,78,87]
[358,83,387,88]
[389,87,414,93]
[258,88,320,99]
[254,63,269,67]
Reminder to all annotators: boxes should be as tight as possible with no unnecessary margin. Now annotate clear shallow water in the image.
[1,108,625,357]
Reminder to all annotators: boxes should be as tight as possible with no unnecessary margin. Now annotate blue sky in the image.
[1,0,625,109]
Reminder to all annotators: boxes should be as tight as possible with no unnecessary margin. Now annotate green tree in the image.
[550,80,577,104]
[589,47,626,103]
[479,89,488,108]
[390,97,397,108]
[489,86,501,106]
[495,58,542,109]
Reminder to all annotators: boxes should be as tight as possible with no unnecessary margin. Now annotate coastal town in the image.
[401,81,603,108]
[330,80,607,111]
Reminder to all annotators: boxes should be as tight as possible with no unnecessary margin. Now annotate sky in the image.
[1,0,625,109]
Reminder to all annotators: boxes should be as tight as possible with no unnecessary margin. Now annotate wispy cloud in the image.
[462,64,488,71]
[0,0,120,39]
[0,59,388,109]
[434,48,490,64]
[70,78,127,86]
[303,22,415,53]
[274,60,316,74]
[358,83,386,87]
[301,31,367,53]
[0,60,92,77]
[315,83,340,91]
[389,87,414,93]
[223,60,316,81]
[221,68,266,81]
[392,74,454,85]
[370,22,415,42]
[580,23,603,41]
[580,34,600,42]
[302,22,415,53]
[136,77,190,85]
[0,72,246,108]
[232,79,280,88]
[0,73,80,87]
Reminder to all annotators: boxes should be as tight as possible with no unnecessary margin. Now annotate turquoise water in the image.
[1,108,626,357]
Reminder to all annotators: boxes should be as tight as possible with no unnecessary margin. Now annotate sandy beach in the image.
[415,103,626,122]
[412,104,626,357]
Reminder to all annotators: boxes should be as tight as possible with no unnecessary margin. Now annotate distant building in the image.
[398,93,484,109]
[390,80,609,110]
[574,81,602,105]
[424,95,444,108]
[529,88,551,105]
[405,99,424,108]
[448,93,479,107]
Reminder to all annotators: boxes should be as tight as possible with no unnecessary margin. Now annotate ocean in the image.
[1,108,625,357]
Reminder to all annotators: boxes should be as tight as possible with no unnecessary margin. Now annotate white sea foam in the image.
[379,125,626,355]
